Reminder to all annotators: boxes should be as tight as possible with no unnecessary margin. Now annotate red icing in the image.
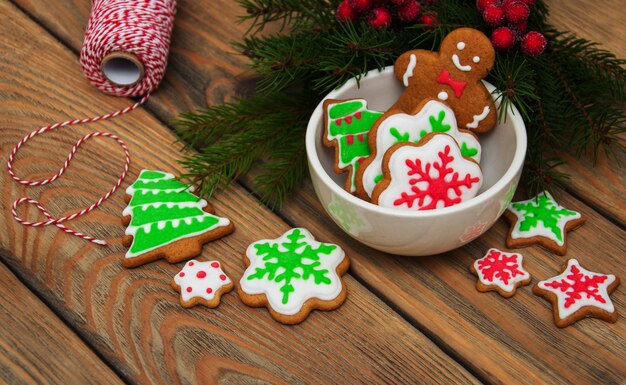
[544,264,609,308]
[211,262,219,268]
[189,261,194,266]
[206,288,213,294]
[358,157,365,163]
[335,118,342,126]
[436,68,467,98]
[357,133,364,141]
[186,287,192,293]
[345,115,353,124]
[347,135,354,145]
[179,272,185,277]
[477,249,525,285]
[355,111,362,119]
[393,145,480,210]
[196,270,207,279]
[219,274,227,281]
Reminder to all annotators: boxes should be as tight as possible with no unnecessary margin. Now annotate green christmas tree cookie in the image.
[121,170,234,267]
[323,98,383,193]
[504,191,585,255]
[238,228,350,324]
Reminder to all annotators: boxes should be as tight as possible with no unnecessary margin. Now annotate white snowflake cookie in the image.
[533,259,620,328]
[372,133,482,211]
[171,260,234,308]
[470,248,531,298]
[238,228,350,324]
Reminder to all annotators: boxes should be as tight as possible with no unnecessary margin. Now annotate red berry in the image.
[390,0,411,6]
[521,31,547,56]
[476,0,498,12]
[482,4,505,27]
[519,0,535,5]
[368,7,392,29]
[504,1,530,24]
[419,11,438,29]
[397,1,421,22]
[491,26,516,52]
[349,0,372,13]
[336,0,358,22]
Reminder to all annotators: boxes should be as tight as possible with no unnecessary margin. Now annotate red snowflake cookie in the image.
[171,259,234,308]
[372,133,482,210]
[470,248,531,298]
[533,259,620,328]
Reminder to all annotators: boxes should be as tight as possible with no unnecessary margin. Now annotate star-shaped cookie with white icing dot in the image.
[171,260,233,308]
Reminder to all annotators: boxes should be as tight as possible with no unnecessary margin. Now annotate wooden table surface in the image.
[1,1,624,384]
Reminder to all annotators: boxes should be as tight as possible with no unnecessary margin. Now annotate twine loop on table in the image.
[7,0,176,246]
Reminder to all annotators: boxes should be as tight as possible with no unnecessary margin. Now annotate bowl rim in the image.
[305,66,527,218]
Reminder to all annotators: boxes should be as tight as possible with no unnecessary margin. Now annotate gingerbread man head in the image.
[392,28,497,133]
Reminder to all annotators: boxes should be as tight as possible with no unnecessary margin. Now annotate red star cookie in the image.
[533,259,620,328]
[470,248,531,298]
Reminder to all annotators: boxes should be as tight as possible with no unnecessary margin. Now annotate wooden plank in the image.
[0,2,480,384]
[271,180,626,385]
[0,260,125,385]
[13,0,626,225]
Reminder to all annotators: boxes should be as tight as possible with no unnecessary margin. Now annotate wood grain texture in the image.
[0,261,125,385]
[0,2,479,384]
[13,0,626,225]
[269,180,626,385]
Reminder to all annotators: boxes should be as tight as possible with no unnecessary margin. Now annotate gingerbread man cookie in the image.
[392,28,497,133]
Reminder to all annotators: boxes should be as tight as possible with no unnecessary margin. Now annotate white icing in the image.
[537,259,616,320]
[466,106,491,129]
[452,54,472,72]
[474,248,530,293]
[376,135,482,210]
[473,56,480,63]
[403,54,417,87]
[507,191,581,246]
[456,42,465,50]
[361,101,481,197]
[239,228,346,316]
[174,260,232,303]
[122,200,208,217]
[437,91,449,101]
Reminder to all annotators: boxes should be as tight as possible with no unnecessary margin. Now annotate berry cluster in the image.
[336,0,437,29]
[477,0,546,56]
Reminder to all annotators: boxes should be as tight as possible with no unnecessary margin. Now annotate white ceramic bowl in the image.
[306,66,526,256]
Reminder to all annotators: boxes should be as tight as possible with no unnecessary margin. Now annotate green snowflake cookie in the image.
[239,228,349,323]
[505,191,585,255]
[123,170,232,265]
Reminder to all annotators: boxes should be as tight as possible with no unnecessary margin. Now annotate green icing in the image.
[429,111,451,133]
[247,229,334,304]
[338,133,370,165]
[511,192,579,241]
[390,127,410,143]
[374,174,383,184]
[128,215,220,256]
[460,142,479,158]
[329,100,364,119]
[329,110,382,137]
[124,170,229,257]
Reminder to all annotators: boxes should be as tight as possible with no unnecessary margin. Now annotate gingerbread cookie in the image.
[323,98,383,193]
[504,191,585,255]
[371,133,482,211]
[356,99,481,200]
[121,170,235,268]
[470,248,531,298]
[171,259,234,308]
[393,28,497,133]
[533,259,620,328]
[238,228,350,325]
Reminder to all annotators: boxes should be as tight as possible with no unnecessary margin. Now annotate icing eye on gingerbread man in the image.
[392,28,497,134]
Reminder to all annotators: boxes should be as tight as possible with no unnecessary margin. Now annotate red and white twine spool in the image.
[7,0,176,246]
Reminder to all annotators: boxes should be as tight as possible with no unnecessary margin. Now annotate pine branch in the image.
[238,0,336,33]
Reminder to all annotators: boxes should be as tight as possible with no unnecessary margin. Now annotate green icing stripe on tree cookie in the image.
[123,170,231,259]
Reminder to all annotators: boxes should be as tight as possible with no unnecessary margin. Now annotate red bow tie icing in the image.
[436,68,467,98]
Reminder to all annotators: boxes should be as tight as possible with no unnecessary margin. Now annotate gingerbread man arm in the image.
[394,49,436,87]
[463,94,497,133]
